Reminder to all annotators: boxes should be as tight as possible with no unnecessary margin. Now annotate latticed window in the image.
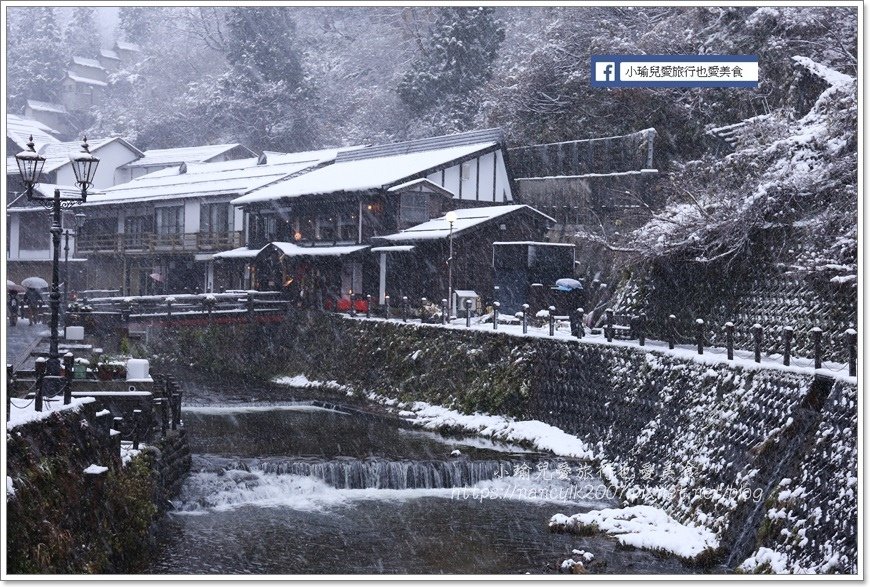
[201,203,231,234]
[124,215,152,246]
[155,206,183,235]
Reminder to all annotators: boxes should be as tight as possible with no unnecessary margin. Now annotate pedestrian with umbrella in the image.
[22,277,48,324]
[7,280,25,326]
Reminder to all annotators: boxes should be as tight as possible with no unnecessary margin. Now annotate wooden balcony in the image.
[78,231,243,255]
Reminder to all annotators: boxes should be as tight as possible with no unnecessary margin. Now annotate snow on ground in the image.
[119,441,143,465]
[271,371,593,459]
[550,505,718,560]
[6,476,15,498]
[83,464,109,475]
[404,400,594,460]
[7,396,96,430]
[272,374,352,394]
[739,547,792,574]
[343,314,857,384]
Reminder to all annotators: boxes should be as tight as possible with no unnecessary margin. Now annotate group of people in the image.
[7,287,44,326]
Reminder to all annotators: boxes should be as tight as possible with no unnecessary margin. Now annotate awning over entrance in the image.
[269,242,370,258]
[212,247,260,260]
[370,245,416,254]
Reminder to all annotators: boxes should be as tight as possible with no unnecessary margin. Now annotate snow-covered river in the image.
[146,371,690,574]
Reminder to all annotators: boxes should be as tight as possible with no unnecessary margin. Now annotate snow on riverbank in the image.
[402,400,594,460]
[272,374,352,394]
[550,505,718,560]
[271,373,594,459]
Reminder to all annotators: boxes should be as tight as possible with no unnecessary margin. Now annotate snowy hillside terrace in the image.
[604,56,856,271]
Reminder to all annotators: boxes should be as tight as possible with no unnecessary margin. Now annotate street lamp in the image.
[15,136,99,408]
[62,212,87,329]
[445,210,457,318]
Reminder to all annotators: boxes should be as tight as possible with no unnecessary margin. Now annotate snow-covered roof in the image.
[234,141,497,205]
[35,137,143,174]
[115,40,142,52]
[371,245,416,253]
[86,155,326,206]
[335,128,503,163]
[122,143,256,169]
[214,242,370,260]
[212,247,260,260]
[7,114,61,150]
[492,241,576,247]
[25,100,68,114]
[387,178,455,198]
[99,48,120,61]
[269,242,370,257]
[71,56,105,70]
[377,205,556,243]
[262,146,364,165]
[65,71,108,87]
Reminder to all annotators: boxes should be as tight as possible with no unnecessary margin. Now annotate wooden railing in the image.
[78,231,243,254]
[69,291,291,329]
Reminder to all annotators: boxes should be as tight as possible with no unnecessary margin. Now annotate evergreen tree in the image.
[64,7,100,58]
[224,7,303,88]
[6,7,65,110]
[397,7,505,128]
[117,6,153,45]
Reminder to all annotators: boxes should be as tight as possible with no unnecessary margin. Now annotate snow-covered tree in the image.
[6,7,65,111]
[64,7,100,58]
[585,56,857,278]
[117,6,154,45]
[224,7,304,88]
[397,7,505,132]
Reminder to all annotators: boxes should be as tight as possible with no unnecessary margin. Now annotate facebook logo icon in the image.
[594,61,616,82]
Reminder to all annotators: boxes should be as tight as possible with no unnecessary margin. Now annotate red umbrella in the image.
[7,280,26,293]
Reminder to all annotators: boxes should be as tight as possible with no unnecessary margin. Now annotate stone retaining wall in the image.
[152,429,192,508]
[6,401,191,574]
[154,312,857,573]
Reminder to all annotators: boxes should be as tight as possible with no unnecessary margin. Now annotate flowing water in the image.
[147,373,690,575]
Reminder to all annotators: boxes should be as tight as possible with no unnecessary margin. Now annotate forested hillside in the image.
[6,5,858,279]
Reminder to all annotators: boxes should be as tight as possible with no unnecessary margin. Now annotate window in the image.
[251,214,278,244]
[201,203,231,234]
[338,212,357,242]
[78,217,116,249]
[294,213,316,242]
[19,212,50,250]
[124,215,152,247]
[461,161,473,181]
[399,192,429,229]
[155,206,183,236]
[316,214,336,241]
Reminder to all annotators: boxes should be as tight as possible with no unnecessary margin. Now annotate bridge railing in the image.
[78,291,291,322]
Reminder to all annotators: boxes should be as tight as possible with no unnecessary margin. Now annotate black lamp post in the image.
[15,136,99,408]
[62,212,87,329]
[445,210,457,318]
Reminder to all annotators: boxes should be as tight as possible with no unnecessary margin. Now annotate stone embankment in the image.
[153,311,857,573]
[6,399,190,574]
